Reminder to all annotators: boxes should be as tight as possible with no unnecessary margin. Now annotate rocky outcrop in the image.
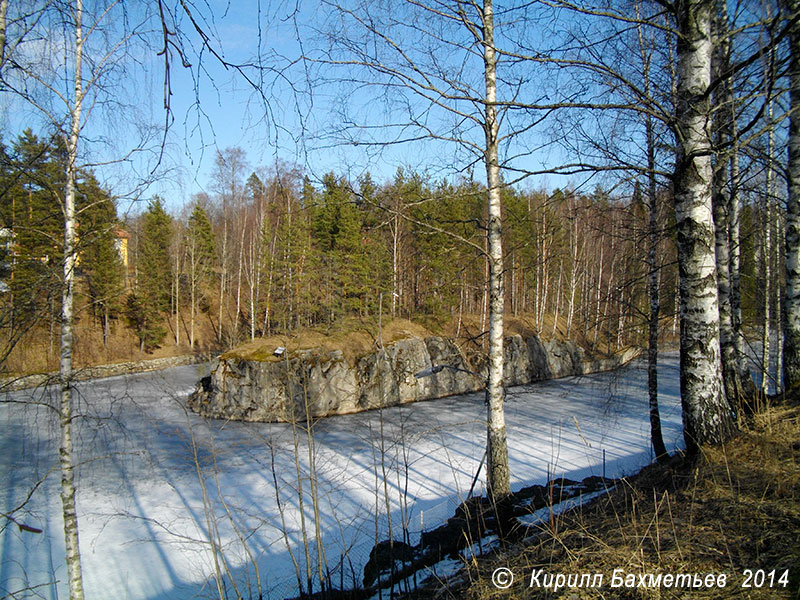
[189,334,640,422]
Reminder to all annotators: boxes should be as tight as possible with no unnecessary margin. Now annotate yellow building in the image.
[113,228,130,269]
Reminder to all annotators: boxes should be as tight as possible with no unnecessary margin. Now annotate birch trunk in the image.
[60,1,85,596]
[604,227,617,346]
[249,246,256,341]
[638,5,668,456]
[174,243,181,346]
[729,108,747,380]
[534,224,541,329]
[566,197,578,337]
[482,0,510,499]
[647,157,668,460]
[593,245,603,350]
[784,0,800,390]
[392,210,399,317]
[0,0,7,71]
[552,258,562,337]
[218,221,226,343]
[539,208,549,326]
[762,168,773,394]
[235,224,245,336]
[263,228,277,335]
[103,304,109,348]
[777,215,784,390]
[674,0,736,451]
[190,254,196,349]
[712,0,745,407]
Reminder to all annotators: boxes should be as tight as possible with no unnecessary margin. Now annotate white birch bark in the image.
[254,205,263,339]
[263,228,277,335]
[249,237,257,341]
[777,214,784,390]
[729,103,747,379]
[593,245,603,350]
[712,0,746,406]
[218,219,226,343]
[539,207,549,327]
[567,196,578,337]
[785,0,800,389]
[482,0,510,499]
[391,209,400,317]
[552,258,562,337]
[60,2,85,596]
[0,0,7,71]
[762,147,773,393]
[604,227,617,346]
[236,226,245,335]
[674,0,736,451]
[174,236,181,346]
[190,248,196,349]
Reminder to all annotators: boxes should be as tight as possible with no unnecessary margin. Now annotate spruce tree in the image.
[313,173,369,319]
[6,131,63,321]
[127,197,172,351]
[77,172,124,346]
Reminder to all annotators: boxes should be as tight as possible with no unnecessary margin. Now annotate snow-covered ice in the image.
[0,354,683,599]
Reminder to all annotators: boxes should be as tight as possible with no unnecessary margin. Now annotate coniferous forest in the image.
[0,140,781,370]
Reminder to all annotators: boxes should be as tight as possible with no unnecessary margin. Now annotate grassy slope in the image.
[222,318,433,364]
[417,396,800,599]
[4,306,636,376]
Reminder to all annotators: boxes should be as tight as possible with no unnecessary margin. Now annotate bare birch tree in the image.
[712,0,752,406]
[672,0,737,450]
[317,0,516,499]
[0,2,173,595]
[59,4,84,593]
[784,0,800,390]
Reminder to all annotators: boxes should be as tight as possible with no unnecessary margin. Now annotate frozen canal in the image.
[1,355,684,599]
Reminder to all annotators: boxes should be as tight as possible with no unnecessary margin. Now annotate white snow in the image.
[0,355,684,599]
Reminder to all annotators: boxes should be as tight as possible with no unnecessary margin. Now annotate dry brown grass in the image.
[4,307,663,376]
[222,318,434,364]
[420,397,800,599]
[2,308,219,376]
[222,312,614,366]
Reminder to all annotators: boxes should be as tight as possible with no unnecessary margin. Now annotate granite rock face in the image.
[188,335,637,422]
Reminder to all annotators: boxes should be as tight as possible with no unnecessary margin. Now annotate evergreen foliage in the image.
[0,136,767,374]
[0,131,123,349]
[127,197,172,351]
[186,204,216,282]
[76,173,125,345]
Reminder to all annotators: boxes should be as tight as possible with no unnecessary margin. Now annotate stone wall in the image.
[0,354,209,392]
[188,335,640,422]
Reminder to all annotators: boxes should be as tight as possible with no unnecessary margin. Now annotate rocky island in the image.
[189,327,639,422]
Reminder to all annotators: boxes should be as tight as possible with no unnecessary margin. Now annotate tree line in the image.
[1,132,781,378]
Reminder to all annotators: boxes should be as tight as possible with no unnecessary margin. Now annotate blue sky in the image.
[1,1,621,216]
[146,0,583,212]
